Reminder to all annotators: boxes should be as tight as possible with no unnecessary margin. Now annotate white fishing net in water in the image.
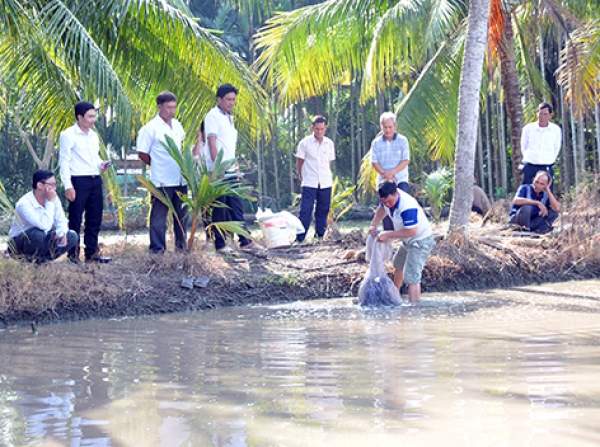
[357,235,402,306]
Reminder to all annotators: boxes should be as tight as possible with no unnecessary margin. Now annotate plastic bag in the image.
[365,233,393,263]
[357,235,402,306]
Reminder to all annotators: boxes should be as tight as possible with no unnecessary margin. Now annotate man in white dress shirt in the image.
[295,115,336,243]
[137,91,188,254]
[204,84,262,254]
[59,101,112,264]
[8,170,78,263]
[521,102,562,187]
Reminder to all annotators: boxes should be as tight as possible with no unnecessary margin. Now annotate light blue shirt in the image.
[370,132,410,185]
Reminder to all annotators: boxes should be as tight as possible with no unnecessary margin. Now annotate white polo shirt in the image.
[296,134,335,189]
[9,191,69,239]
[384,189,432,245]
[521,121,562,165]
[137,115,186,187]
[59,124,104,190]
[204,106,238,173]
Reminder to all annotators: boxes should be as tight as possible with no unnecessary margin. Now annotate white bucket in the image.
[259,214,291,248]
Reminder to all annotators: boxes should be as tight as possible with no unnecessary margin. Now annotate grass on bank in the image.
[1,180,599,321]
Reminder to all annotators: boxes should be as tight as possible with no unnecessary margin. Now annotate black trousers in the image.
[297,186,332,242]
[149,186,188,253]
[9,228,79,263]
[211,191,251,250]
[68,176,104,259]
[510,205,558,233]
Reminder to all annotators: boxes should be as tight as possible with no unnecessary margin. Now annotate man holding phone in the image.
[59,101,112,264]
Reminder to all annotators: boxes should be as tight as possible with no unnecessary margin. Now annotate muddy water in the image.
[1,280,600,447]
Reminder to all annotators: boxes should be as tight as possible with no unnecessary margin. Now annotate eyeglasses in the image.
[42,182,57,188]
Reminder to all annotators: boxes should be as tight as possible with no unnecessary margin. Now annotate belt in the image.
[72,175,99,179]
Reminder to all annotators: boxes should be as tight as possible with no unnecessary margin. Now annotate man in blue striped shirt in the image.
[371,112,411,231]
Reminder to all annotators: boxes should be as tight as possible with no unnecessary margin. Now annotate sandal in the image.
[217,246,235,255]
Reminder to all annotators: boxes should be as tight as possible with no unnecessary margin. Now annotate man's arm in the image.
[553,126,562,160]
[520,124,529,158]
[546,182,561,212]
[378,225,418,242]
[391,159,410,175]
[58,131,76,202]
[15,199,54,233]
[138,153,151,165]
[369,206,387,235]
[208,135,218,162]
[296,158,304,182]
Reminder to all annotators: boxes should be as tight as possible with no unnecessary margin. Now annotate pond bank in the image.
[1,223,599,329]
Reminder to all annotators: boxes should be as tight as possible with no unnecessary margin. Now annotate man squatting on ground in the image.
[137,92,188,254]
[510,171,561,234]
[204,83,262,254]
[8,170,78,263]
[520,102,561,187]
[369,180,436,302]
[59,101,112,264]
[295,115,336,243]
[370,112,411,231]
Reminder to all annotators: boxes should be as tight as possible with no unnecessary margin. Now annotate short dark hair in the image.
[32,169,54,190]
[534,170,551,183]
[157,91,177,105]
[74,101,95,120]
[538,102,553,114]
[377,180,398,198]
[312,115,328,126]
[216,84,238,98]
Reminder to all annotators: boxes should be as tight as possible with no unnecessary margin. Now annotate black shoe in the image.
[85,255,112,264]
[69,257,83,265]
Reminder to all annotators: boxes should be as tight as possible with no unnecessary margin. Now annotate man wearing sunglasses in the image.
[7,170,78,263]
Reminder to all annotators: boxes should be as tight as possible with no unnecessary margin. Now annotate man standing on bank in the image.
[59,101,112,264]
[296,115,336,243]
[204,83,263,254]
[8,170,79,263]
[521,102,562,186]
[369,180,435,302]
[137,91,188,254]
[370,112,411,231]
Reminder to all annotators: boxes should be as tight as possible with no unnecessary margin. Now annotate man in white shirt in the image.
[204,84,262,254]
[369,180,436,302]
[137,91,188,254]
[296,115,336,243]
[8,170,78,263]
[59,101,112,264]
[521,102,562,187]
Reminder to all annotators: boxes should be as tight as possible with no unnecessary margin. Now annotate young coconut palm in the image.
[137,135,254,252]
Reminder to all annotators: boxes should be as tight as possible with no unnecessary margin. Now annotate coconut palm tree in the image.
[0,0,268,148]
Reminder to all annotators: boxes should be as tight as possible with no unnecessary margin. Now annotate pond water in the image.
[1,280,600,447]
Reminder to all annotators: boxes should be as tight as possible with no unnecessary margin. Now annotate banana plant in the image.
[137,135,255,252]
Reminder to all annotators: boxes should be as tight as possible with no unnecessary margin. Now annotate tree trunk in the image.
[596,95,600,175]
[500,11,523,191]
[350,83,357,186]
[256,132,263,209]
[569,101,579,186]
[559,84,571,191]
[449,0,490,231]
[477,115,485,189]
[271,101,281,207]
[498,94,507,193]
[485,89,494,197]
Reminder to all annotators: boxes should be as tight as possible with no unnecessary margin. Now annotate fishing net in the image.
[357,235,402,306]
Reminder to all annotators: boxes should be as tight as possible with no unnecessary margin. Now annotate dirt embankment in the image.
[1,221,599,329]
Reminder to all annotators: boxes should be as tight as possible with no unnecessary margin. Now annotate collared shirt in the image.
[204,106,238,173]
[510,184,549,218]
[296,134,335,188]
[137,114,186,187]
[521,121,562,165]
[370,132,410,185]
[383,189,432,245]
[59,123,104,190]
[9,191,69,239]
